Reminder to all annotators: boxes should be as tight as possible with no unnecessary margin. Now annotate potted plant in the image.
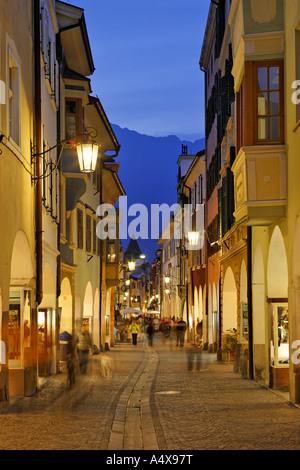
[222,328,237,362]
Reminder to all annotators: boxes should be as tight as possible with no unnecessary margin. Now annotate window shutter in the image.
[77,209,83,250]
[86,214,92,253]
[218,187,222,240]
[227,168,235,229]
[215,1,225,58]
[222,175,228,237]
[229,146,236,168]
[93,219,97,254]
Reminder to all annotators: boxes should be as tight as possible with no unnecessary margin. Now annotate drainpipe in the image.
[99,159,103,351]
[56,38,62,303]
[56,37,62,371]
[247,226,254,380]
[217,276,222,361]
[34,0,43,307]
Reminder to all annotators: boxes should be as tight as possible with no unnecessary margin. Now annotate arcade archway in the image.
[267,226,288,369]
[223,267,237,333]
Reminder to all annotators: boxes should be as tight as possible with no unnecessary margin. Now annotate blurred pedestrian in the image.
[67,334,75,388]
[159,320,171,343]
[129,320,140,346]
[76,325,92,374]
[146,320,154,347]
[118,322,126,342]
[176,317,187,347]
[187,344,201,371]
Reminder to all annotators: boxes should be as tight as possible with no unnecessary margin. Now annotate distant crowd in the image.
[116,316,190,347]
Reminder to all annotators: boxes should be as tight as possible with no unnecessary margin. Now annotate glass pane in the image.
[270,116,280,140]
[9,291,21,368]
[47,310,52,347]
[258,118,267,140]
[107,243,116,263]
[105,316,110,336]
[258,91,268,115]
[66,100,76,114]
[277,306,289,364]
[269,66,279,90]
[24,290,31,349]
[242,303,248,342]
[258,67,268,91]
[269,92,279,115]
[65,116,76,139]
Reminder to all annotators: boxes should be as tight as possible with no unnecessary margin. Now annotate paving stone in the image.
[0,338,300,450]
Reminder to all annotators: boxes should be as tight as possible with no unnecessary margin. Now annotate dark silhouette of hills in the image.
[112,124,205,261]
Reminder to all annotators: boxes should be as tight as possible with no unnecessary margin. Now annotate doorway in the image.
[37,309,56,377]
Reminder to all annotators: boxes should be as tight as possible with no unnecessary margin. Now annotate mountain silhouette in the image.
[112,124,205,261]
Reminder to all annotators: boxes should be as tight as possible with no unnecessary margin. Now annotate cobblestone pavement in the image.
[1,335,300,450]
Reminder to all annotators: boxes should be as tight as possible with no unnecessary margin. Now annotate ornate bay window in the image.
[232,60,286,226]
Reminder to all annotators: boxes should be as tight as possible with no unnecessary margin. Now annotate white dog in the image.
[100,354,112,378]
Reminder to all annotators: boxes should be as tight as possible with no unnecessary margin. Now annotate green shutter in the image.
[227,168,235,229]
[222,175,228,237]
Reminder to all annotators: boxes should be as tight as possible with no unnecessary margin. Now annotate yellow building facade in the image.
[227,0,300,402]
[0,0,125,404]
[0,0,38,398]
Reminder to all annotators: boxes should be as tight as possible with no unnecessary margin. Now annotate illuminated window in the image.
[256,62,284,143]
[107,242,116,263]
[65,99,83,140]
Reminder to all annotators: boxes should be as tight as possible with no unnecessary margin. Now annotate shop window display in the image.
[38,309,55,377]
[241,303,248,342]
[8,289,32,369]
[271,304,289,366]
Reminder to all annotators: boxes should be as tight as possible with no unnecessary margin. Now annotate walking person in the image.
[187,344,201,371]
[176,317,187,347]
[67,334,75,388]
[146,320,154,347]
[129,320,140,346]
[159,320,171,343]
[76,325,92,374]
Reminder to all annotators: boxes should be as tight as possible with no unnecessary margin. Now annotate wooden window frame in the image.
[254,60,284,145]
[8,49,20,147]
[236,78,245,154]
[65,98,83,141]
[106,241,117,264]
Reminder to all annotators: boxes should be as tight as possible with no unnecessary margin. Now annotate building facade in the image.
[0,0,125,403]
[229,0,287,388]
[0,0,37,399]
[199,0,300,404]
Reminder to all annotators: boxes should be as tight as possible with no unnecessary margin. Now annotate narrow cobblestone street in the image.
[1,334,300,451]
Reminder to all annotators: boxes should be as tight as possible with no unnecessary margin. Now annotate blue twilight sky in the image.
[63,0,210,141]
